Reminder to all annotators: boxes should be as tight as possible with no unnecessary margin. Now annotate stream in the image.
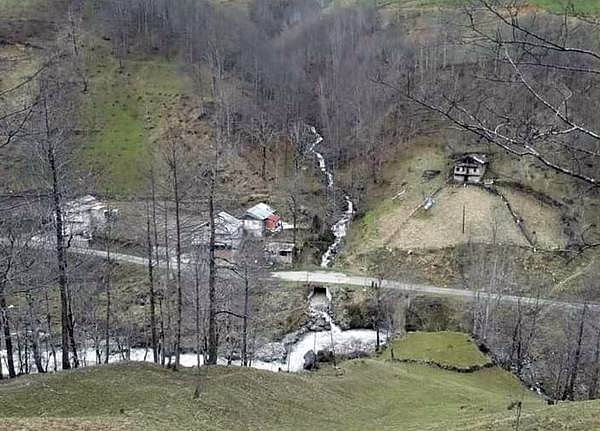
[0,347,282,377]
[307,126,355,268]
[284,298,384,372]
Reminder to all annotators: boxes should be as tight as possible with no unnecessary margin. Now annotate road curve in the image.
[64,246,595,311]
[272,271,596,311]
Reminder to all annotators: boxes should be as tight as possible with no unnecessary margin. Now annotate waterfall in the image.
[284,287,385,372]
[306,126,355,267]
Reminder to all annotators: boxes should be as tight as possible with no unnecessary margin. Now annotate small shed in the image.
[453,154,488,183]
[265,241,294,265]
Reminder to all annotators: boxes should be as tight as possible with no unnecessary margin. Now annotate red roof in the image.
[265,214,282,231]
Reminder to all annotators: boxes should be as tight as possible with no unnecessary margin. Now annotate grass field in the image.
[383,331,491,368]
[0,0,46,17]
[79,39,188,195]
[0,337,535,430]
[2,331,599,430]
[344,137,565,260]
[531,0,600,14]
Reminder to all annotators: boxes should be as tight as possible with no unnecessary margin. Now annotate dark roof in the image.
[454,153,488,165]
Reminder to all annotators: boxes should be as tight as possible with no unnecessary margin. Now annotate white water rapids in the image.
[0,347,283,378]
[306,126,355,268]
[284,306,385,372]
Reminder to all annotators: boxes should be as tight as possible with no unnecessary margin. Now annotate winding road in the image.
[64,246,595,311]
[272,271,597,311]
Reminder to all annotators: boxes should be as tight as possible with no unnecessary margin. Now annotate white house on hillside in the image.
[63,195,116,244]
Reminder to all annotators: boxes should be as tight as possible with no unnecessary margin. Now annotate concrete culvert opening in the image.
[308,286,331,310]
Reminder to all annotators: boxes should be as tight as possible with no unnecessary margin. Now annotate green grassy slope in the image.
[2,331,598,430]
[383,331,491,368]
[0,360,540,431]
[79,40,188,195]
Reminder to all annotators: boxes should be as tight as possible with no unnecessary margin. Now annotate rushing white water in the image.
[0,347,282,378]
[321,195,355,268]
[282,289,385,372]
[306,126,356,268]
[285,313,384,372]
[308,126,333,187]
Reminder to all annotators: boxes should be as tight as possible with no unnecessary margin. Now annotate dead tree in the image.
[164,137,184,369]
[35,76,79,370]
[376,0,600,187]
[145,199,158,364]
[0,237,17,378]
[563,303,588,401]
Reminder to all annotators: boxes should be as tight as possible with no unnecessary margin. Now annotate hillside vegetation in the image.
[383,331,492,368]
[369,0,600,14]
[0,332,537,431]
[79,39,189,194]
[1,332,599,431]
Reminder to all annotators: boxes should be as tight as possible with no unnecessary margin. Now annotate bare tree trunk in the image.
[48,146,73,370]
[564,304,587,401]
[151,176,164,366]
[66,288,78,368]
[372,281,382,352]
[0,290,16,378]
[43,92,78,370]
[261,145,266,180]
[588,326,600,400]
[104,222,112,364]
[241,266,249,366]
[44,290,57,372]
[145,201,158,363]
[159,297,166,367]
[194,256,201,368]
[0,333,3,379]
[290,195,298,264]
[26,292,44,373]
[170,148,183,370]
[206,174,218,365]
[163,205,173,367]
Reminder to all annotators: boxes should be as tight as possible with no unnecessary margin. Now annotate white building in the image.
[63,195,116,243]
[453,154,488,183]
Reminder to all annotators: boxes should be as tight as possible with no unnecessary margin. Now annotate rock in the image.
[317,349,334,363]
[303,350,318,370]
[307,314,331,331]
[303,308,334,332]
[422,169,441,180]
[254,342,286,363]
[282,327,307,347]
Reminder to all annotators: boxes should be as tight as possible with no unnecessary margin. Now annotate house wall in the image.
[453,164,486,183]
[265,242,294,265]
[243,219,264,237]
